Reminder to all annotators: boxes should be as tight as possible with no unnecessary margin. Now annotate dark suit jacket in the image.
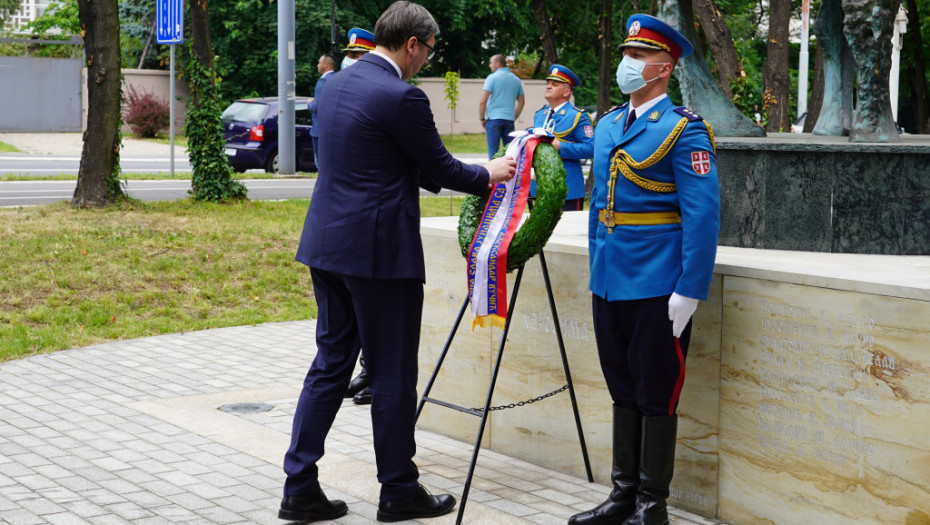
[296,53,490,281]
[308,71,332,138]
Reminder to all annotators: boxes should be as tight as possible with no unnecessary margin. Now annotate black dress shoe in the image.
[353,386,372,405]
[377,484,456,522]
[345,368,369,398]
[278,489,348,522]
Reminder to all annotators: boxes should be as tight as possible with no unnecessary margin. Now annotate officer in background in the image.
[532,65,594,211]
[571,14,719,525]
[341,27,374,69]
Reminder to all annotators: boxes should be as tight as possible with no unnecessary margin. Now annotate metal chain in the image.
[471,384,569,413]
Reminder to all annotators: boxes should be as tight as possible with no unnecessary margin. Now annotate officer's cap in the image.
[344,28,374,52]
[618,14,693,61]
[546,64,580,89]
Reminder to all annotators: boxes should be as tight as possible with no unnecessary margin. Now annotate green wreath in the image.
[457,141,568,272]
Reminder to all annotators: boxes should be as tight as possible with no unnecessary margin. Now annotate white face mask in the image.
[615,55,669,94]
[341,56,357,69]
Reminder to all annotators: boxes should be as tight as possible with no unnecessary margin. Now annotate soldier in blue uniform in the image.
[570,14,719,525]
[531,65,594,210]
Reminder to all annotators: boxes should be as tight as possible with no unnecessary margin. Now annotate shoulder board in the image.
[595,104,625,126]
[674,107,704,122]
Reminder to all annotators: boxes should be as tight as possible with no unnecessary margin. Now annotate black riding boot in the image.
[623,415,677,525]
[345,356,369,398]
[568,406,641,525]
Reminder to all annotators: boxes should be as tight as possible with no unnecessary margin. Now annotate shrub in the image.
[123,85,170,138]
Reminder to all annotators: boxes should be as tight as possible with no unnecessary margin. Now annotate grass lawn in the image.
[0,140,20,153]
[0,196,466,362]
[440,133,487,154]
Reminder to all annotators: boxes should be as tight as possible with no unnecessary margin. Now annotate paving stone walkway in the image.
[0,321,723,525]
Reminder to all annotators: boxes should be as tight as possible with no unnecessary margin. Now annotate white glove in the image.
[668,292,699,338]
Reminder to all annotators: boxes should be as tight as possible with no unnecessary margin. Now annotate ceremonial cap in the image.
[344,28,375,52]
[546,64,580,88]
[619,14,693,61]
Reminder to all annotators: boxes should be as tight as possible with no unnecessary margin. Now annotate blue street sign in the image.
[156,0,183,44]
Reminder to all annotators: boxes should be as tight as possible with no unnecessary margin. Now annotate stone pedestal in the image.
[717,134,930,255]
[417,213,930,524]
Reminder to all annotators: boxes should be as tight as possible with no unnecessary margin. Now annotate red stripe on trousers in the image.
[669,338,686,416]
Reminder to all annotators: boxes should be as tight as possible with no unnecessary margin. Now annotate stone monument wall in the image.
[717,134,930,255]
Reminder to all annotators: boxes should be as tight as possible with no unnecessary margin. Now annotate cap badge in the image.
[629,21,641,36]
[553,67,559,74]
[350,34,357,44]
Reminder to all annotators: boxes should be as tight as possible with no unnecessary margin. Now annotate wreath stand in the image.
[415,248,594,525]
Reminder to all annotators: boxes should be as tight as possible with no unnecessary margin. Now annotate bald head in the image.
[489,54,506,72]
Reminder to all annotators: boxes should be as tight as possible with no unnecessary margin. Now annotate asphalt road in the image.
[0,178,319,207]
[0,154,194,176]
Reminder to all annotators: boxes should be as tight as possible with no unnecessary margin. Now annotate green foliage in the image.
[444,71,460,112]
[23,0,80,35]
[19,0,81,57]
[184,43,247,202]
[209,0,386,101]
[0,0,18,31]
[118,0,159,68]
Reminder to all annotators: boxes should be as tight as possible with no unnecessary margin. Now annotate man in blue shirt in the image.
[478,54,525,158]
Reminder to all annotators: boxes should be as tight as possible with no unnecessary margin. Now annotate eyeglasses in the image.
[417,38,435,60]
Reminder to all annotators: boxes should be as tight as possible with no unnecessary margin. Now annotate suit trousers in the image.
[591,294,692,417]
[283,268,422,502]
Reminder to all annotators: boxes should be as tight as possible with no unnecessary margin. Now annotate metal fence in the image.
[0,37,83,132]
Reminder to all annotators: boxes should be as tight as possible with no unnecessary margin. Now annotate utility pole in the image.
[277,0,296,174]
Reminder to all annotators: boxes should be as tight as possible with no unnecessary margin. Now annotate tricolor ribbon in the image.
[467,129,553,330]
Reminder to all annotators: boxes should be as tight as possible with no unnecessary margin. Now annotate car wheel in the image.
[265,151,278,173]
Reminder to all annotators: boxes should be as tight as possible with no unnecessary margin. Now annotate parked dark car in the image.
[221,97,317,173]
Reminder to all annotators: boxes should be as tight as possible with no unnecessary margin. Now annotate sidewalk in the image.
[0,132,183,158]
[0,321,723,525]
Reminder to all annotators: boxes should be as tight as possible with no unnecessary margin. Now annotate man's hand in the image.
[481,120,486,130]
[485,156,517,187]
[551,138,561,151]
[668,292,699,338]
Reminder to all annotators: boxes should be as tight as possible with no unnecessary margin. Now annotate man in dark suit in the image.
[279,2,517,523]
[308,54,335,170]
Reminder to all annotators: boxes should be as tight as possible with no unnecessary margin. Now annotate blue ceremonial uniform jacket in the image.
[308,71,332,138]
[588,96,720,301]
[296,54,490,281]
[531,103,594,200]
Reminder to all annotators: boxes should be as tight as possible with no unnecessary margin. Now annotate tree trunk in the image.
[73,0,123,207]
[596,0,613,116]
[190,0,213,72]
[763,0,791,132]
[530,0,558,67]
[905,0,928,133]
[692,0,742,98]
